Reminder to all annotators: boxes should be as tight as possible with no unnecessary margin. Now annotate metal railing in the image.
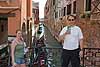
[82,48,100,67]
[0,45,100,67]
[28,47,62,67]
[29,47,100,67]
[0,45,9,67]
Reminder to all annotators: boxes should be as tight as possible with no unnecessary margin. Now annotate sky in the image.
[33,0,47,18]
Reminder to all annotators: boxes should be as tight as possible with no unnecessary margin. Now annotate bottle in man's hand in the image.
[66,26,71,34]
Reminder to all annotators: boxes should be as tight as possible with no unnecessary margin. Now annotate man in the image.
[59,15,83,67]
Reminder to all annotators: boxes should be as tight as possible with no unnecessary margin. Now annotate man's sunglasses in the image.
[68,19,74,21]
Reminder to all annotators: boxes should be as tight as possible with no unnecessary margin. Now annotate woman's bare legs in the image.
[20,64,26,67]
[15,64,20,67]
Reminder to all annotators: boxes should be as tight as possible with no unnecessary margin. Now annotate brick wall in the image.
[53,18,100,48]
[44,0,100,48]
[77,19,100,48]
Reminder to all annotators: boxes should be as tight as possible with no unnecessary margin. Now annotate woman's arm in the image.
[11,41,16,65]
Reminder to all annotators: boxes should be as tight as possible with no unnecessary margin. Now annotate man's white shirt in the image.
[59,26,83,50]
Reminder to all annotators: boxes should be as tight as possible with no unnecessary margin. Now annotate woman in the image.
[11,29,26,67]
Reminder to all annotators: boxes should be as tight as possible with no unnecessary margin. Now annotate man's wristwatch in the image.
[80,48,83,51]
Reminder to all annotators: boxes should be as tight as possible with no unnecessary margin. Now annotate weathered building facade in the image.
[0,0,33,47]
[44,0,100,48]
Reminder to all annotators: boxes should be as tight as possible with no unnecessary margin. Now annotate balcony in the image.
[0,6,19,14]
[0,0,12,4]
[0,0,6,1]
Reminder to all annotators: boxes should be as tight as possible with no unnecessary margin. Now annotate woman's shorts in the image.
[15,58,25,64]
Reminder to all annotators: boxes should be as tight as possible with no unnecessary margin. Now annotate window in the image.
[44,16,47,19]
[36,10,39,14]
[63,7,66,16]
[55,12,58,18]
[38,17,39,20]
[61,8,64,16]
[33,10,35,13]
[27,21,29,30]
[85,0,91,11]
[73,1,76,14]
[0,17,7,32]
[67,4,71,15]
[1,25,4,32]
[53,0,55,5]
[46,7,47,10]
[35,10,37,14]
[59,10,61,17]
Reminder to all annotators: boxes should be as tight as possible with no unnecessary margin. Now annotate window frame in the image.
[67,4,72,15]
[85,0,91,12]
[63,7,66,16]
[73,1,76,14]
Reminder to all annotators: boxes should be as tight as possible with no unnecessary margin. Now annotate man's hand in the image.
[59,30,71,43]
[65,31,70,34]
[79,50,83,57]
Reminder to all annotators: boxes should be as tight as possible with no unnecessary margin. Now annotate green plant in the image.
[81,14,85,18]
[86,13,91,18]
[91,21,96,25]
[81,13,91,18]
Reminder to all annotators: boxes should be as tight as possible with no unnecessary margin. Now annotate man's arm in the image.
[78,27,83,50]
[59,32,66,42]
[79,38,84,57]
[79,39,83,50]
[59,31,69,44]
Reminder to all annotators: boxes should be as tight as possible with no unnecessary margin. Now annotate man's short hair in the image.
[67,15,76,20]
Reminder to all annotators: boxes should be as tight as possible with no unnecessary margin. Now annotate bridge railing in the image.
[28,47,100,67]
[28,47,62,67]
[1,45,100,67]
[82,48,100,67]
